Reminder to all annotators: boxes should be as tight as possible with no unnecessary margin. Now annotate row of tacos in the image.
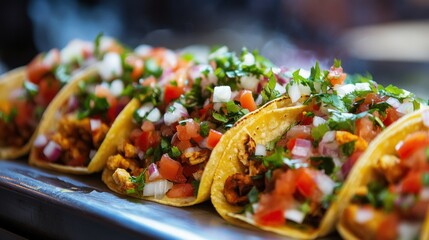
[1,37,428,238]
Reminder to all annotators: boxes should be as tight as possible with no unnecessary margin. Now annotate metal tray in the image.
[0,159,339,240]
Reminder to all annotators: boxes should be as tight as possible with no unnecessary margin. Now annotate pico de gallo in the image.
[104,46,292,200]
[342,127,429,240]
[222,60,424,230]
[32,42,178,167]
[0,38,98,149]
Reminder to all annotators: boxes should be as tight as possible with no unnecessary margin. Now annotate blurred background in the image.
[0,0,428,98]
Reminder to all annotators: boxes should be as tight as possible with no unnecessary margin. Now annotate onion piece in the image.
[110,79,124,96]
[284,208,305,224]
[164,102,188,126]
[288,83,301,103]
[397,102,414,114]
[315,172,335,197]
[90,119,102,132]
[134,44,152,57]
[43,141,62,162]
[242,52,255,66]
[98,52,122,81]
[34,135,48,148]
[275,83,286,95]
[240,75,260,92]
[313,116,326,127]
[321,131,336,143]
[398,222,421,240]
[213,86,232,103]
[143,180,173,199]
[148,163,160,181]
[386,97,401,109]
[291,138,312,158]
[146,108,161,122]
[422,110,429,128]
[255,144,267,156]
[354,208,373,223]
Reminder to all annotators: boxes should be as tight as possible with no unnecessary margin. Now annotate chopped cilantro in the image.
[262,147,285,168]
[299,201,311,214]
[422,173,429,186]
[0,107,17,123]
[226,101,241,113]
[212,112,228,123]
[192,180,200,196]
[261,72,280,104]
[169,146,181,158]
[426,148,429,162]
[143,58,163,78]
[161,138,170,152]
[310,62,321,81]
[129,169,147,193]
[265,169,272,182]
[199,122,210,137]
[311,123,330,143]
[54,64,72,84]
[333,59,341,68]
[23,81,39,98]
[339,141,355,157]
[327,111,361,133]
[381,84,412,99]
[94,32,103,59]
[310,156,335,175]
[77,94,110,120]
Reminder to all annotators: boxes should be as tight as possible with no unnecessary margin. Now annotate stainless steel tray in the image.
[0,159,339,240]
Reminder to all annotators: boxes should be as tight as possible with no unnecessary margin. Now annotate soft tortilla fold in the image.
[101,96,304,206]
[337,108,429,240]
[29,66,135,174]
[0,67,34,159]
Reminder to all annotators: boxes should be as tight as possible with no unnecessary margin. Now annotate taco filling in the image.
[0,39,95,149]
[103,47,289,201]
[221,61,423,231]
[342,129,429,240]
[32,44,176,167]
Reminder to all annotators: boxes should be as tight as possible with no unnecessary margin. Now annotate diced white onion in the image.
[271,67,281,74]
[354,208,373,223]
[284,208,305,224]
[275,83,286,95]
[148,163,160,181]
[240,75,260,91]
[355,83,371,92]
[242,52,255,66]
[110,79,124,97]
[255,94,262,106]
[213,86,232,103]
[386,97,401,109]
[313,116,326,127]
[34,135,48,148]
[98,52,122,81]
[255,144,267,156]
[322,131,336,143]
[318,141,339,158]
[136,102,154,118]
[288,83,301,103]
[291,138,312,158]
[397,102,414,115]
[208,46,228,60]
[298,69,310,78]
[43,49,59,67]
[146,108,161,122]
[43,141,62,162]
[163,102,188,126]
[90,119,102,132]
[143,180,173,199]
[334,84,355,98]
[420,187,429,200]
[422,110,429,128]
[213,103,223,112]
[398,222,421,240]
[60,39,93,64]
[315,173,335,197]
[298,84,311,96]
[134,44,152,57]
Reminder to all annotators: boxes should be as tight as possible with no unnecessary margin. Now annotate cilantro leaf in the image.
[212,112,228,123]
[310,156,335,175]
[199,122,210,137]
[77,94,110,120]
[129,169,147,193]
[339,141,355,157]
[262,147,285,168]
[169,146,181,158]
[311,123,329,143]
[247,187,259,204]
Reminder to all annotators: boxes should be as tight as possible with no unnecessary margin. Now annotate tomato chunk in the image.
[166,183,194,198]
[239,90,257,112]
[135,130,161,152]
[375,214,398,240]
[296,168,317,198]
[397,131,429,160]
[158,154,181,181]
[401,171,422,194]
[164,84,183,105]
[206,129,222,149]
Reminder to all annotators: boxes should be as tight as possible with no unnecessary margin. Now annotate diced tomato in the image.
[14,101,33,127]
[199,103,213,121]
[396,131,429,160]
[401,171,422,194]
[298,111,313,125]
[95,85,111,98]
[158,154,181,180]
[141,120,155,132]
[126,56,144,81]
[327,66,346,86]
[175,140,192,152]
[164,84,183,105]
[176,120,200,141]
[254,193,289,226]
[107,98,118,123]
[286,138,297,151]
[206,129,222,149]
[255,209,284,226]
[135,130,161,152]
[383,107,401,127]
[35,77,61,107]
[26,55,51,84]
[375,214,398,240]
[356,116,381,143]
[239,90,257,112]
[166,183,194,198]
[295,168,317,198]
[274,170,297,196]
[341,151,363,178]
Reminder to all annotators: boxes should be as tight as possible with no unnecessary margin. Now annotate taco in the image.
[0,39,97,159]
[29,44,179,174]
[100,46,306,206]
[210,60,425,239]
[337,108,429,240]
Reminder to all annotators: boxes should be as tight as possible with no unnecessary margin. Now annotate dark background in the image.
[0,0,428,97]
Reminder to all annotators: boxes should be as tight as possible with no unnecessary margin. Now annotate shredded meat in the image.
[181,148,210,165]
[237,135,256,167]
[376,154,405,184]
[223,173,254,205]
[106,154,140,175]
[0,119,34,147]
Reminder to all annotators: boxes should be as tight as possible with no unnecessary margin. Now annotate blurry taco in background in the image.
[0,38,99,159]
[100,46,305,206]
[210,60,425,239]
[338,108,429,240]
[29,42,179,174]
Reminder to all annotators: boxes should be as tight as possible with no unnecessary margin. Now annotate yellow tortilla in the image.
[101,95,305,206]
[29,66,134,174]
[0,67,35,159]
[337,108,429,240]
